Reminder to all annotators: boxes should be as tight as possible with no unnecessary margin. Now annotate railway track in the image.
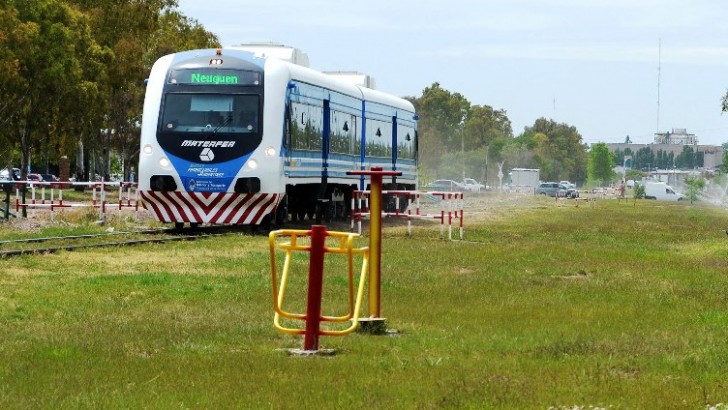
[0,227,232,258]
[0,218,358,259]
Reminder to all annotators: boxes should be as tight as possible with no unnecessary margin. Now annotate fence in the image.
[350,190,464,240]
[0,180,140,222]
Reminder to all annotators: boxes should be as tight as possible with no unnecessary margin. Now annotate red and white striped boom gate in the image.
[350,190,464,240]
[7,180,140,221]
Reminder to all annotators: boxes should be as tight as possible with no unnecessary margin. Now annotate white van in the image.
[644,181,684,201]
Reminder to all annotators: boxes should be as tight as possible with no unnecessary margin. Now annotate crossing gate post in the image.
[346,167,401,319]
[1,183,14,220]
[20,183,27,218]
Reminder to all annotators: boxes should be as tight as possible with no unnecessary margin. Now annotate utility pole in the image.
[656,38,661,133]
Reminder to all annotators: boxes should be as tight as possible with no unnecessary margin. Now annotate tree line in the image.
[0,0,219,180]
[407,83,591,187]
[0,0,597,187]
[613,146,704,171]
[8,1,697,188]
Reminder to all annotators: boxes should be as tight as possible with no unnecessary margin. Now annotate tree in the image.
[4,0,109,179]
[675,145,696,169]
[625,168,646,182]
[407,83,470,174]
[633,147,655,170]
[63,0,219,180]
[463,104,512,150]
[461,105,513,185]
[587,142,616,187]
[0,5,27,167]
[684,178,705,204]
[516,118,588,184]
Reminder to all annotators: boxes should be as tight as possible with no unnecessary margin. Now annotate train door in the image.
[314,99,330,222]
[391,115,398,176]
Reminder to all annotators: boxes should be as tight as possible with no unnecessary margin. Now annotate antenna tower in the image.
[656,38,661,132]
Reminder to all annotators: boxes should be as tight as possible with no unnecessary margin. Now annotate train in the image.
[138,45,418,228]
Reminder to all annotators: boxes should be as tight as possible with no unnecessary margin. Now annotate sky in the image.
[176,0,728,146]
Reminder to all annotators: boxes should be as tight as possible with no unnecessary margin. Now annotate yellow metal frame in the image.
[268,229,369,336]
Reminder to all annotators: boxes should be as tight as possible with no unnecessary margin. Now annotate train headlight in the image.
[264,146,276,157]
[159,157,171,168]
[246,159,258,170]
[143,144,153,155]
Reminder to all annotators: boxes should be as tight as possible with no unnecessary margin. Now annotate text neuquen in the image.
[190,73,239,85]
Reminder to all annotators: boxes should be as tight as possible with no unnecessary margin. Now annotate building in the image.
[653,128,697,145]
[606,128,723,170]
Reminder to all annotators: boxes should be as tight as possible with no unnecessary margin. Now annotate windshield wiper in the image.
[211,114,233,135]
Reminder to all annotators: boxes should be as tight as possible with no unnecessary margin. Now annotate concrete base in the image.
[285,348,337,357]
[357,317,388,335]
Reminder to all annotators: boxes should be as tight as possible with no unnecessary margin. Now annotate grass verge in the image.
[1,197,728,408]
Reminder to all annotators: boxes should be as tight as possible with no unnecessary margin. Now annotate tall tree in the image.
[587,142,616,186]
[0,5,27,167]
[65,0,219,179]
[633,147,655,170]
[463,104,512,150]
[517,118,588,184]
[460,105,513,184]
[6,0,108,178]
[675,145,696,169]
[408,83,470,175]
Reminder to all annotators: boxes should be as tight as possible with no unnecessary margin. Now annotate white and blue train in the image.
[138,46,418,227]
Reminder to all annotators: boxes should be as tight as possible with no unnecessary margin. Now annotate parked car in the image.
[26,173,42,182]
[41,173,59,182]
[424,179,465,192]
[0,168,21,181]
[535,182,566,197]
[462,178,485,193]
[559,182,579,198]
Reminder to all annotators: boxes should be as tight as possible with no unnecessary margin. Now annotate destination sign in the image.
[169,69,260,86]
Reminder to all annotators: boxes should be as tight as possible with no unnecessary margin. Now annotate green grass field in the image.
[2,196,728,409]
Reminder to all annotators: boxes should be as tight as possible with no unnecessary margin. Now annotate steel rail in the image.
[0,232,224,258]
[0,228,172,246]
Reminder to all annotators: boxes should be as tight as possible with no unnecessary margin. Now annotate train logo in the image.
[199,148,215,162]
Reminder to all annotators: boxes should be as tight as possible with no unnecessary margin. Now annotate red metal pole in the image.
[303,225,327,351]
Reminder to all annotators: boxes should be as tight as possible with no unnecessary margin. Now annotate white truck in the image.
[644,181,684,201]
[509,168,540,193]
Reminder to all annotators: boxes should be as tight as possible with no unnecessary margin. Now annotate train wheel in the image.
[324,202,334,222]
[260,214,273,230]
[275,203,288,227]
[174,222,184,231]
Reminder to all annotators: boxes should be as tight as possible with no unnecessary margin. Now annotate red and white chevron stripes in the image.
[140,191,281,225]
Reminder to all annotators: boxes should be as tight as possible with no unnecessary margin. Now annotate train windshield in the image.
[160,94,260,134]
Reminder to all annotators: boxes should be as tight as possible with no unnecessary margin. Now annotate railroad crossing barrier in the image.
[350,189,464,240]
[0,180,139,222]
[268,226,369,352]
[0,182,16,220]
